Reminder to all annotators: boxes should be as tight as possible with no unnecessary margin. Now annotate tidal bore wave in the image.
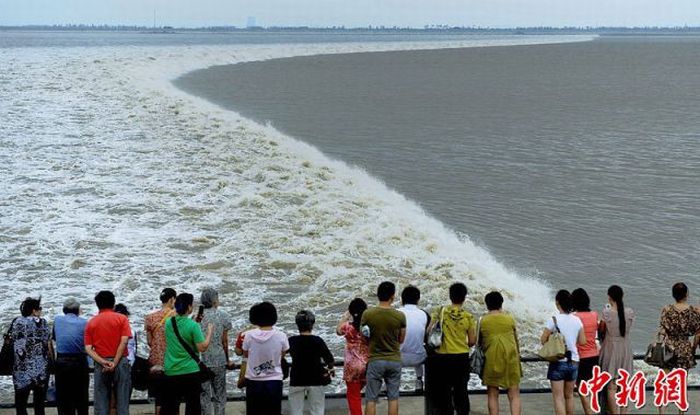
[0,37,596,377]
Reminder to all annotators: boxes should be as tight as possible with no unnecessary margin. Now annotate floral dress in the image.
[339,322,369,383]
[659,305,700,370]
[10,316,51,390]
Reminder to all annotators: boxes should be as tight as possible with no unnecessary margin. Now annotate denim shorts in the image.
[547,360,579,382]
[365,360,402,402]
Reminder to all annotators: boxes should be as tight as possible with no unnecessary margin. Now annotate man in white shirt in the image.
[398,285,430,390]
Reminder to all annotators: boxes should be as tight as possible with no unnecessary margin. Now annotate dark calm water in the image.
[176,36,700,347]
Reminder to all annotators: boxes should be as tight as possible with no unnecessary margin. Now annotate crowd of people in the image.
[2,281,699,415]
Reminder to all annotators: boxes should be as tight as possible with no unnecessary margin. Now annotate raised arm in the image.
[336,311,351,336]
[196,323,215,353]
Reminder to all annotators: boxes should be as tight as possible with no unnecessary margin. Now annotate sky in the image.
[1,0,699,28]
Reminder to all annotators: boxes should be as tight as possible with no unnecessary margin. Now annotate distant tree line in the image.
[2,24,700,34]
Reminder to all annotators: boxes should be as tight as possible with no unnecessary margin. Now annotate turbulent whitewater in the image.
[0,35,595,390]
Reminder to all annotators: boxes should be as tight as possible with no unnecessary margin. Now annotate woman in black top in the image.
[288,310,335,415]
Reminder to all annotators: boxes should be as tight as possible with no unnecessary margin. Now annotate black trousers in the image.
[426,353,471,415]
[161,373,202,415]
[55,355,89,415]
[246,380,283,415]
[15,384,47,415]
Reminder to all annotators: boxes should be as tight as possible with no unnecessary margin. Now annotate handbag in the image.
[427,307,446,350]
[644,331,675,368]
[171,318,216,383]
[470,316,485,377]
[538,316,567,362]
[0,318,18,376]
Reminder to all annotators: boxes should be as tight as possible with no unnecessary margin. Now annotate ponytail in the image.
[608,285,626,337]
[348,298,367,331]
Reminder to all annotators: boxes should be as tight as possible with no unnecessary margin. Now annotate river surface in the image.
[175,35,700,347]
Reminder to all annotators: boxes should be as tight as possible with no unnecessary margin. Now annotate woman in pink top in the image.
[336,298,369,415]
[572,288,600,415]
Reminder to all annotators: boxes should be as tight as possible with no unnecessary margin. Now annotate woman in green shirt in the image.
[162,293,214,415]
[480,291,522,415]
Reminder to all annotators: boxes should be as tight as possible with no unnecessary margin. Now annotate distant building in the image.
[246,16,257,28]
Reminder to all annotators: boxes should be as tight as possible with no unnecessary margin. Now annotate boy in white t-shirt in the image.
[541,290,586,415]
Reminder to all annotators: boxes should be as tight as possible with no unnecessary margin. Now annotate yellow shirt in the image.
[431,305,475,354]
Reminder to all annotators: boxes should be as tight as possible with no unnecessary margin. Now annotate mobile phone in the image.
[197,305,204,320]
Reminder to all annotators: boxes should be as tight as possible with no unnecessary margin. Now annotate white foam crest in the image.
[0,35,595,359]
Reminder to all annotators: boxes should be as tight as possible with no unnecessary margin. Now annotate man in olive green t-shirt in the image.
[361,281,406,415]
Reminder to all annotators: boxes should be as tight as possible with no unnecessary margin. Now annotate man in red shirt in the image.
[84,291,132,415]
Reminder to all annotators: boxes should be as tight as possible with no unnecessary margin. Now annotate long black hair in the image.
[608,285,626,337]
[571,288,591,312]
[348,298,367,331]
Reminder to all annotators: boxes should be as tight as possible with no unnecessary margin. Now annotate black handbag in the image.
[0,318,18,376]
[131,356,152,391]
[171,318,216,383]
[644,330,675,368]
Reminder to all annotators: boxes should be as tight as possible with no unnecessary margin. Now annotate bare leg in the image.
[366,400,377,415]
[579,389,593,415]
[487,386,499,415]
[607,387,619,414]
[388,399,399,415]
[564,380,576,415]
[507,386,522,415]
[551,381,566,415]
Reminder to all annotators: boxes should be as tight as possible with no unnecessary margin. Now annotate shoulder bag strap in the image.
[171,318,201,364]
[552,316,560,333]
[440,306,446,326]
[475,316,482,346]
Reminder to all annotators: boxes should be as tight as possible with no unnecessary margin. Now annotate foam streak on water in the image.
[0,35,595,363]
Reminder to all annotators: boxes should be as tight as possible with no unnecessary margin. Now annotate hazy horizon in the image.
[1,0,699,29]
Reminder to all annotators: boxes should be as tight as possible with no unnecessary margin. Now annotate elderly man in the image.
[53,298,89,415]
[199,288,233,415]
